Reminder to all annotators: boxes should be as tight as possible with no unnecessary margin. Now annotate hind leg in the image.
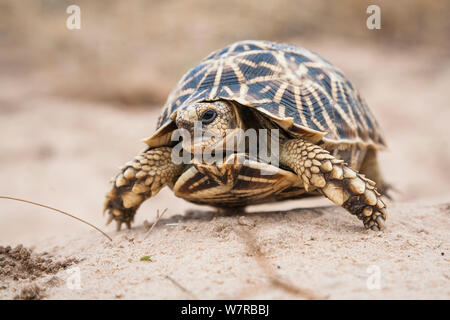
[359,148,392,197]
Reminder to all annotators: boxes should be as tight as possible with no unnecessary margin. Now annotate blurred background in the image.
[1,0,449,243]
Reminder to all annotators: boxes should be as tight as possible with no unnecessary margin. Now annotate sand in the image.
[0,201,449,300]
[1,41,449,299]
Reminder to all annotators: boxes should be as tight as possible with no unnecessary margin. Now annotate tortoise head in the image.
[174,100,244,154]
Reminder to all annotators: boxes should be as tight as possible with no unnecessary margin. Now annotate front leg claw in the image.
[104,188,139,231]
[103,147,182,231]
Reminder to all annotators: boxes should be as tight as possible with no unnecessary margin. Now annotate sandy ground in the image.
[1,41,449,299]
[1,201,449,300]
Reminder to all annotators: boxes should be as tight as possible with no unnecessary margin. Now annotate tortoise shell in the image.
[145,40,386,149]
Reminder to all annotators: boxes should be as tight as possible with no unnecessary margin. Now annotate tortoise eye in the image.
[200,109,217,125]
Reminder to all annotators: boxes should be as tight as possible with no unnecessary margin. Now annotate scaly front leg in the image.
[104,147,184,230]
[280,139,387,230]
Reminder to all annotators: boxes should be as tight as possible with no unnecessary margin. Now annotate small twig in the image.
[235,227,324,300]
[144,208,168,239]
[165,275,197,299]
[0,196,112,242]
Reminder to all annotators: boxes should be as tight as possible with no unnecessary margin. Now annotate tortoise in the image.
[104,40,388,231]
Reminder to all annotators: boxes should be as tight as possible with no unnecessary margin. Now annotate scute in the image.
[151,40,386,148]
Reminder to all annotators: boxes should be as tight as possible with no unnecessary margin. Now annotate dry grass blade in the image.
[165,275,197,299]
[0,196,112,242]
[144,208,168,239]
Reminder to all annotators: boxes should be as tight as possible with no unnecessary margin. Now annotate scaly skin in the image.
[105,142,387,231]
[280,139,387,230]
[104,147,183,230]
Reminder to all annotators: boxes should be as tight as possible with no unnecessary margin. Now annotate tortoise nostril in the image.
[176,119,194,131]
